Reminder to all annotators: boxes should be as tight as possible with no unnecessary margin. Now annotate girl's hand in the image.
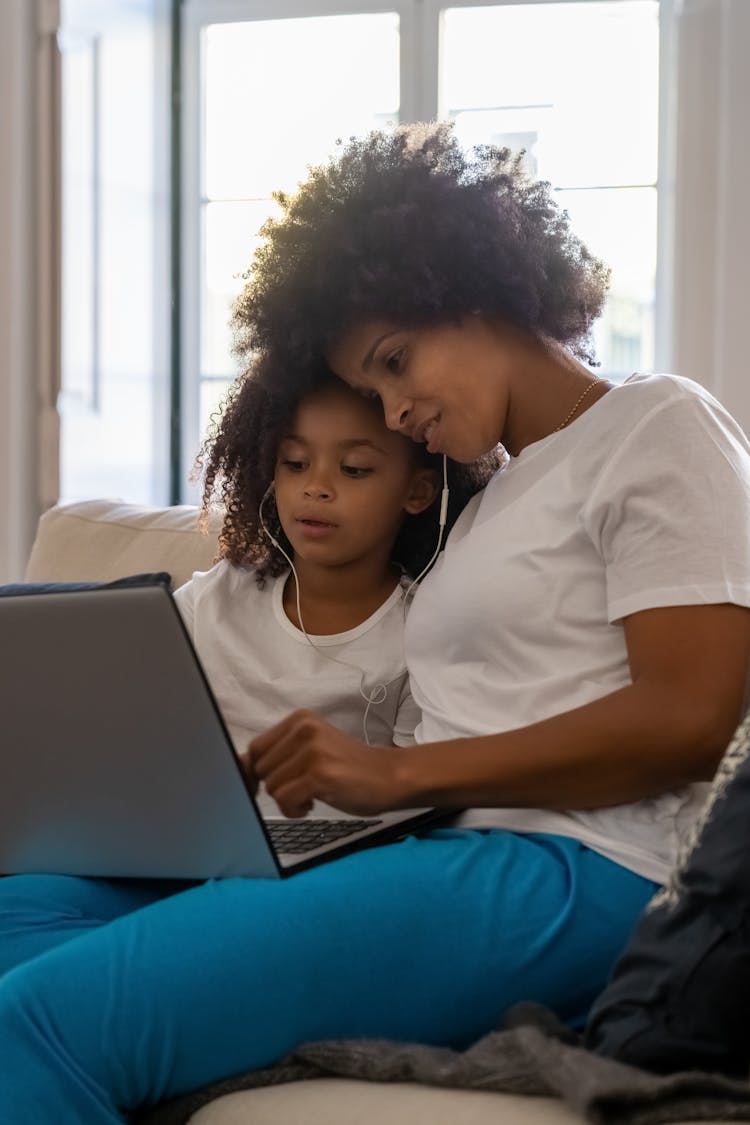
[245,710,406,819]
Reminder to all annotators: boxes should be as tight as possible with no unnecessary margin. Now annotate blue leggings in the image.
[0,830,657,1124]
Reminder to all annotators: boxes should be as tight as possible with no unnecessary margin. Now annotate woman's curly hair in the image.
[197,353,503,585]
[231,121,610,371]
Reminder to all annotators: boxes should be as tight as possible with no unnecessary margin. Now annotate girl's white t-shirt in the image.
[174,562,419,755]
[405,373,750,883]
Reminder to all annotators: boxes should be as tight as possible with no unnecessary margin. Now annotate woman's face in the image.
[326,317,513,463]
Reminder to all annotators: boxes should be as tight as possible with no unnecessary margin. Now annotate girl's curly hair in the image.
[197,353,503,585]
[231,121,610,370]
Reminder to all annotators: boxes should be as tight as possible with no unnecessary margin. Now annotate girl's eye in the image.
[281,459,306,472]
[341,466,373,479]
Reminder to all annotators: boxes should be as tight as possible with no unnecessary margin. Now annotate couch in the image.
[23,497,740,1125]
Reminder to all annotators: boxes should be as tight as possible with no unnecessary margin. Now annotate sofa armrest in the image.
[25,499,222,590]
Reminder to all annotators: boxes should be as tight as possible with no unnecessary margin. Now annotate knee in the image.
[0,958,50,1060]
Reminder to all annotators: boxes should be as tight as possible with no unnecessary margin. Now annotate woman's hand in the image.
[244,710,407,819]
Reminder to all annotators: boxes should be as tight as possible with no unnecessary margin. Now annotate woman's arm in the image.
[248,602,750,818]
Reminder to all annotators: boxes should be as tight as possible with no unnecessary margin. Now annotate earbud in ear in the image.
[259,481,282,548]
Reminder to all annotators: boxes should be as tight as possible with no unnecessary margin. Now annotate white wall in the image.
[0,0,44,582]
[669,0,750,428]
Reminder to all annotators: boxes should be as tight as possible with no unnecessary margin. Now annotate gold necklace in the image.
[552,380,599,433]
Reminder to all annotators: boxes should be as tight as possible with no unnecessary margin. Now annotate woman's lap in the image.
[0,830,657,1124]
[0,873,192,975]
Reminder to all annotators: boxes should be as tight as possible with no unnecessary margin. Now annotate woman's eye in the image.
[356,387,380,404]
[385,348,404,374]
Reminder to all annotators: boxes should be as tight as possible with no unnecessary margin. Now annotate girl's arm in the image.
[248,602,750,818]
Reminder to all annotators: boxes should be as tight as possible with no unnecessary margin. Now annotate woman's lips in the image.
[424,419,442,454]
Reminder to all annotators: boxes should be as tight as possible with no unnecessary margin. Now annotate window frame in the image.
[180,0,675,500]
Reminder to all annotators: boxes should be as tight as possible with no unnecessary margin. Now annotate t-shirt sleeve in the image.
[391,674,421,747]
[172,575,196,636]
[583,388,750,622]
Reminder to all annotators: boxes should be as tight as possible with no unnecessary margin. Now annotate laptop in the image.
[0,577,452,879]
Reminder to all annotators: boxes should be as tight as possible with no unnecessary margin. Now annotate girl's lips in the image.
[296,518,337,539]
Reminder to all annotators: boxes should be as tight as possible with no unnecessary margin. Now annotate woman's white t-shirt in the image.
[406,374,750,883]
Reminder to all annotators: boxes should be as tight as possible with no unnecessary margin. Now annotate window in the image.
[182,0,664,499]
[186,7,401,489]
[58,0,171,505]
[43,1,750,517]
[442,2,659,386]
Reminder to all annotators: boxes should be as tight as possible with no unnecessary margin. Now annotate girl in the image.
[176,359,495,759]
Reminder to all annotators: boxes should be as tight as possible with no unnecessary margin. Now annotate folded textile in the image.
[135,1004,750,1125]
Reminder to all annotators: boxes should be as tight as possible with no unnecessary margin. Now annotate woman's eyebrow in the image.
[362,331,400,372]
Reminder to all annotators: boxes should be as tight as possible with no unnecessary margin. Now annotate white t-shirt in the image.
[405,374,750,883]
[174,561,420,757]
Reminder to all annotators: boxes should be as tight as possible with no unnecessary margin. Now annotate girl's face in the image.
[273,382,436,570]
[327,317,515,463]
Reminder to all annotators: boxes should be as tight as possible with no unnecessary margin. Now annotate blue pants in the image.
[0,830,657,1124]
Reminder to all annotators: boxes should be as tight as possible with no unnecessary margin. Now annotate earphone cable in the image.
[258,453,449,746]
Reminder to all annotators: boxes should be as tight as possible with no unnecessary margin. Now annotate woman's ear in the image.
[403,468,441,515]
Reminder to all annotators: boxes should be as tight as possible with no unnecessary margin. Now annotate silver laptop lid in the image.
[0,583,281,879]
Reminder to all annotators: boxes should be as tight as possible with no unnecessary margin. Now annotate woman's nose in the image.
[381,390,412,433]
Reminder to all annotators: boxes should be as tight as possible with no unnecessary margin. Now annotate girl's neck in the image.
[281,556,401,636]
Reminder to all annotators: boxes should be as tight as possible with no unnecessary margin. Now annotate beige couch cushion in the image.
[187,1079,735,1125]
[25,499,222,590]
[188,1081,586,1124]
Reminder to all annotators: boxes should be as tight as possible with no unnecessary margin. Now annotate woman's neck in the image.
[281,556,401,636]
[498,329,609,457]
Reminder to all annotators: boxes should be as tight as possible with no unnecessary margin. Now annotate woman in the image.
[242,124,750,865]
[1,123,749,1122]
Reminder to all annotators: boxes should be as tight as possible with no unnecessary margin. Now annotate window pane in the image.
[557,186,657,377]
[202,198,281,378]
[204,14,400,201]
[198,11,401,443]
[442,1,659,378]
[59,0,170,505]
[444,2,659,188]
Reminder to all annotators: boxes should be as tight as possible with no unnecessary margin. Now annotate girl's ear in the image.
[403,468,441,515]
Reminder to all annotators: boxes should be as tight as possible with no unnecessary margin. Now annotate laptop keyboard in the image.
[266,818,383,854]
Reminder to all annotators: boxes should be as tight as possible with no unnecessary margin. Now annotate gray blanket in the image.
[136,1005,750,1125]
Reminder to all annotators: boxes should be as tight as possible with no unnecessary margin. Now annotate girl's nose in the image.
[303,481,332,499]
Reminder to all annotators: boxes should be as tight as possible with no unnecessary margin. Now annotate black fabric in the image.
[586,711,750,1079]
[0,573,172,598]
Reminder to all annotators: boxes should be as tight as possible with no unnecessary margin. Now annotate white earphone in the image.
[258,453,449,744]
[401,452,449,604]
